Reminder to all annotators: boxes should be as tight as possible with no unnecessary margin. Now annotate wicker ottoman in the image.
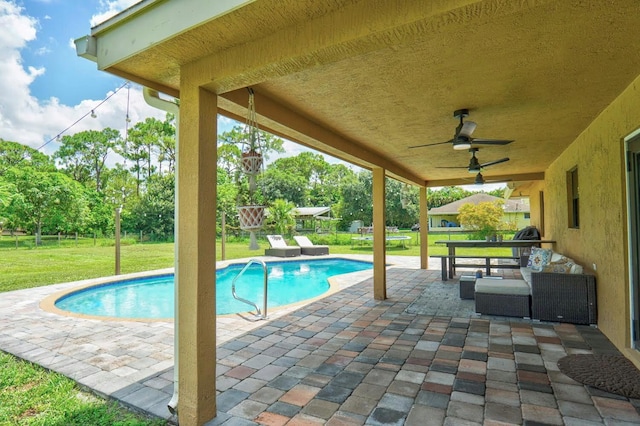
[459,276,476,299]
[475,278,531,318]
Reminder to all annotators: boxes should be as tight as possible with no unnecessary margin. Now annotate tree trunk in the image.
[36,221,42,246]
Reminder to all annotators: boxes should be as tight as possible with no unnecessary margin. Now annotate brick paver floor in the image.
[1,255,638,425]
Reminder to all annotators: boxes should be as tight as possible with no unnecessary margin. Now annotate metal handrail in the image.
[231,258,268,319]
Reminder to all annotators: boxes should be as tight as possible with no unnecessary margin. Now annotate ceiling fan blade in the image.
[470,138,514,145]
[458,121,477,138]
[479,157,510,168]
[435,165,468,169]
[408,139,453,149]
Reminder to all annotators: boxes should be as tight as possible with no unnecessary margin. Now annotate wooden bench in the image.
[431,255,520,281]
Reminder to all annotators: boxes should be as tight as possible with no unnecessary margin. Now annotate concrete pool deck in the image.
[1,255,639,425]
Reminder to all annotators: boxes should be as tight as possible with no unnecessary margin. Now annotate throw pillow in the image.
[542,262,571,273]
[527,247,552,272]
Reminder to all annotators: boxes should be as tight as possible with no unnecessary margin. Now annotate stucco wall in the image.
[542,75,640,362]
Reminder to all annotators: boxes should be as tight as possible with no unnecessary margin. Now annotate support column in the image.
[372,167,386,300]
[177,81,217,425]
[419,186,429,269]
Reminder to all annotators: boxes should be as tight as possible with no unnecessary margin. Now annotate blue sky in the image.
[19,1,119,105]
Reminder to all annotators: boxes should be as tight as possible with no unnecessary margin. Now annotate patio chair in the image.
[265,235,301,257]
[293,236,330,255]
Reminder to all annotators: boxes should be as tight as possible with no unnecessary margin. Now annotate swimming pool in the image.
[54,258,372,319]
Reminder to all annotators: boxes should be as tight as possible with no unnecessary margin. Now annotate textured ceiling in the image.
[92,0,640,187]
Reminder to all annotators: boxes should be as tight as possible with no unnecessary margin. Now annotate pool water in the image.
[55,259,372,319]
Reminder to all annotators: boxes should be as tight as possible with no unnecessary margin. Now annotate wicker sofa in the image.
[520,254,597,325]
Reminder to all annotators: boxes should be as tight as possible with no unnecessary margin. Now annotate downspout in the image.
[142,88,180,415]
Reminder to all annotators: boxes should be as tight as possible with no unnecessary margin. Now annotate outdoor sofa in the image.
[473,248,597,324]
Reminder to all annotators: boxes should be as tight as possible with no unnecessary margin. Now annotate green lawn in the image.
[0,352,166,426]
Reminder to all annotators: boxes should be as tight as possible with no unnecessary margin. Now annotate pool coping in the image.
[39,255,381,322]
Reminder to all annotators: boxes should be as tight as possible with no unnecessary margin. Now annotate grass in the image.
[0,352,165,426]
[0,232,515,292]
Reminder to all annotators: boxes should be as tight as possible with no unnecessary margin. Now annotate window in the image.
[524,213,531,219]
[567,167,579,228]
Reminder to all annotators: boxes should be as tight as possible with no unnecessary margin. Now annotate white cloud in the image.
[0,1,165,159]
[90,0,142,27]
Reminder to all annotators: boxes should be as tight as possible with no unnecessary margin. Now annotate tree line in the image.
[0,116,502,243]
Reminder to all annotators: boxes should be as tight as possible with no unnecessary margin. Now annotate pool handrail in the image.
[231,258,268,319]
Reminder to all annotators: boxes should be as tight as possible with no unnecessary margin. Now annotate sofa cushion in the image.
[520,267,533,285]
[475,278,531,296]
[527,247,552,271]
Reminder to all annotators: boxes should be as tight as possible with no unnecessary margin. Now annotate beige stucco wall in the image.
[542,74,640,365]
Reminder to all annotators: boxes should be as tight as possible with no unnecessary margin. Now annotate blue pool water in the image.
[55,259,372,318]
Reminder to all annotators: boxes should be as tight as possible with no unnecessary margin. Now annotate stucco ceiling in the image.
[85,0,640,187]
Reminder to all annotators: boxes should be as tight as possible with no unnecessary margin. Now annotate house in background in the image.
[428,193,530,231]
[292,206,335,233]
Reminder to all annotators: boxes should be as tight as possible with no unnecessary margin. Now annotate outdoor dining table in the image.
[435,239,556,279]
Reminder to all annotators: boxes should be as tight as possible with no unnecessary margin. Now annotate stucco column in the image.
[419,185,429,269]
[177,81,217,425]
[372,167,386,300]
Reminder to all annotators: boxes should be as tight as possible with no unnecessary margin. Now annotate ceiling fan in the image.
[471,172,511,185]
[436,148,509,173]
[409,108,514,150]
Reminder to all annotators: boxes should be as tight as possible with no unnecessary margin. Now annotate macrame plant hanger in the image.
[237,88,265,250]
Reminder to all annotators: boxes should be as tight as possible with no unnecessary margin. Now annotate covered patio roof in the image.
[76,0,640,188]
[74,1,640,423]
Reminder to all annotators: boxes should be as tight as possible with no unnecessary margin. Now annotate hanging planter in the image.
[236,88,265,250]
[241,150,262,176]
[238,205,264,250]
[238,205,265,230]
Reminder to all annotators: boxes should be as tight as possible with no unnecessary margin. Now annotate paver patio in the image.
[1,255,638,425]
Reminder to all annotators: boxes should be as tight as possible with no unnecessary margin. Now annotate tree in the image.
[124,173,175,240]
[338,171,372,230]
[457,200,505,239]
[154,113,177,174]
[3,167,90,243]
[260,167,307,206]
[268,199,296,236]
[55,129,120,192]
[427,186,472,209]
[124,118,165,193]
[0,139,56,175]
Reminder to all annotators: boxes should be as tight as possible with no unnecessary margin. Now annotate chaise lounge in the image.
[265,235,301,257]
[293,236,329,255]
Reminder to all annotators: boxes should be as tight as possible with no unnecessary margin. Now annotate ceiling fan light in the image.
[453,140,471,150]
[474,173,484,185]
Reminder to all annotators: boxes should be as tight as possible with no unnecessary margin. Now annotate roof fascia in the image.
[78,0,254,70]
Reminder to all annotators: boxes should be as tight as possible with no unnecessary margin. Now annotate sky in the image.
[0,0,500,190]
[0,0,312,162]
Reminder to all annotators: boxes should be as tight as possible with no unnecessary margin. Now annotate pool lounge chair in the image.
[265,235,301,257]
[293,236,329,255]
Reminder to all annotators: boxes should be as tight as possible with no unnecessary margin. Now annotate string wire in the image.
[36,80,130,151]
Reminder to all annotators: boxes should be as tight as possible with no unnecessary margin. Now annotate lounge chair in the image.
[293,236,329,255]
[265,235,301,257]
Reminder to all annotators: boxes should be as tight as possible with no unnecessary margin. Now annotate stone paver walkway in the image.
[1,255,639,425]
